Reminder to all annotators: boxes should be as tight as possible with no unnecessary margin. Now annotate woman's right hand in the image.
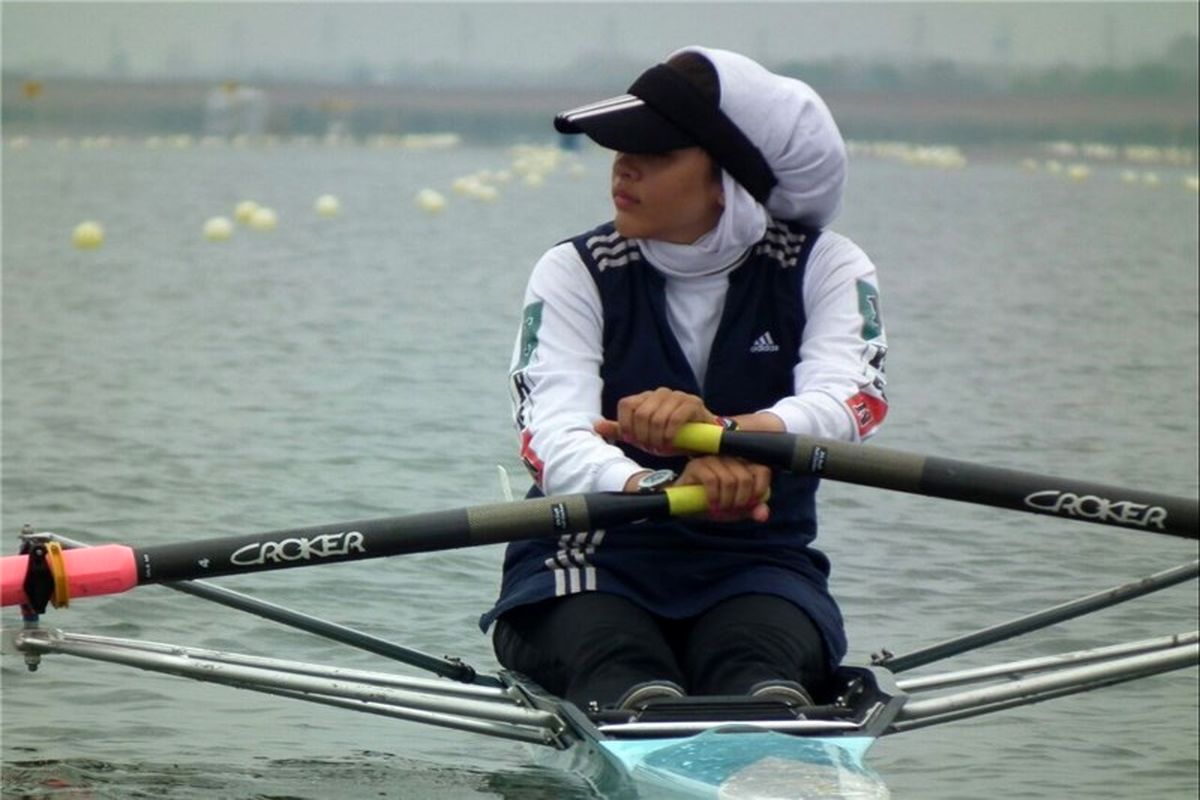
[594,387,716,456]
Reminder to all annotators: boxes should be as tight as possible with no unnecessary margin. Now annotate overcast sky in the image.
[4,1,1197,81]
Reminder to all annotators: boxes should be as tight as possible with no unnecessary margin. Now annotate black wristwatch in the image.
[636,469,678,494]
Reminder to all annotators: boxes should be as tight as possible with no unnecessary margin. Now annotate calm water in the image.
[2,139,1197,799]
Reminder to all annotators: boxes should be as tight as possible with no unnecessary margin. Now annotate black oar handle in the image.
[674,425,1199,539]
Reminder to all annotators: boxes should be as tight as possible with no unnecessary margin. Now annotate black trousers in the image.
[493,592,830,710]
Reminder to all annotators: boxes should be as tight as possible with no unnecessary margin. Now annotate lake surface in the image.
[2,138,1197,799]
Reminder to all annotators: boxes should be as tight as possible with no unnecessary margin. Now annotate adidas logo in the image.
[750,332,780,353]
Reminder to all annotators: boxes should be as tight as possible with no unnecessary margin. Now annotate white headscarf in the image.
[640,46,847,278]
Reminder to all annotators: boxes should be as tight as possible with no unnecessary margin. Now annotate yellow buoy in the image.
[234,200,260,224]
[1066,164,1090,182]
[248,207,278,231]
[314,194,341,217]
[471,184,499,202]
[203,216,234,241]
[72,221,105,249]
[415,188,447,214]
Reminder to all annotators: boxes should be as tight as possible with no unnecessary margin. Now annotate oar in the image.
[673,424,1199,539]
[876,560,1200,673]
[1,487,709,610]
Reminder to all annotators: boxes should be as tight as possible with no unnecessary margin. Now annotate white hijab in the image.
[640,46,847,278]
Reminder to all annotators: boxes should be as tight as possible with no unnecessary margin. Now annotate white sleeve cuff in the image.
[594,458,647,493]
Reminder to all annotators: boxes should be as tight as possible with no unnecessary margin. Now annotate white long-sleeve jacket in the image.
[509,228,888,496]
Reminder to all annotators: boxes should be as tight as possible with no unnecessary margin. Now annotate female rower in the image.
[479,46,888,712]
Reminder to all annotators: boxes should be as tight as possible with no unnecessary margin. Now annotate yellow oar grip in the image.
[667,425,772,516]
[663,484,771,516]
[664,485,709,516]
[673,422,723,454]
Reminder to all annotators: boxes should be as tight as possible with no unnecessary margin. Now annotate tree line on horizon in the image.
[778,34,1199,97]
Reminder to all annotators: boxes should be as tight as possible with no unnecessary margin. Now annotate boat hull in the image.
[601,729,888,799]
[511,666,904,799]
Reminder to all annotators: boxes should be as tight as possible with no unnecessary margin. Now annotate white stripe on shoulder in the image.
[591,241,630,258]
[585,229,624,249]
[755,222,809,268]
[597,251,641,272]
[583,230,642,272]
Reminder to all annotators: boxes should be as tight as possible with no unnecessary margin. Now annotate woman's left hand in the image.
[593,388,714,456]
[678,456,771,523]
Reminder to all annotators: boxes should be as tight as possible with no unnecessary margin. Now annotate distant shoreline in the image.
[3,76,1197,147]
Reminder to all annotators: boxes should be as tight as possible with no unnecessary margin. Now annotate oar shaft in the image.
[132,491,686,583]
[674,425,1199,538]
[2,487,709,608]
[880,560,1200,673]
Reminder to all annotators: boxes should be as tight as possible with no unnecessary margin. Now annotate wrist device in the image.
[636,469,678,494]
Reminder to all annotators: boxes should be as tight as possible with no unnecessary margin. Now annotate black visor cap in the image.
[554,62,777,202]
[554,95,696,154]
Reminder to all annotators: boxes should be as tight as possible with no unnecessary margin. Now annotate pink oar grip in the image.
[1,545,138,607]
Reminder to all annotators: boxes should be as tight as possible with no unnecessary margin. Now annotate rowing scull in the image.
[3,425,1196,797]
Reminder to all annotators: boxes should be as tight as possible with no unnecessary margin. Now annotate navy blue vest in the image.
[480,220,846,668]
